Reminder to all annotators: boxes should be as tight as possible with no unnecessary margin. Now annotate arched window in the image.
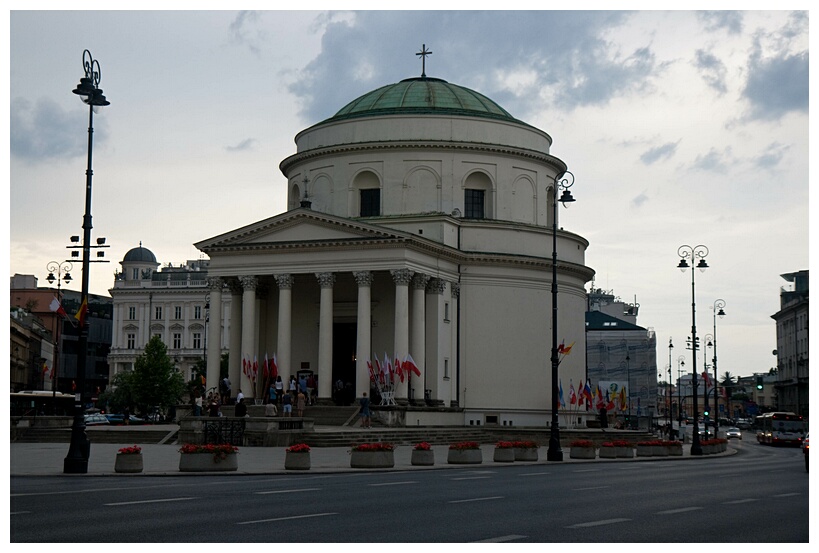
[463,171,493,219]
[352,170,381,217]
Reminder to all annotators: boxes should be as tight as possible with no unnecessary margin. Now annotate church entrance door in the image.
[332,322,357,405]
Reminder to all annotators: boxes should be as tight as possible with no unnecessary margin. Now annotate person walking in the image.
[282,391,292,417]
[275,376,284,405]
[296,390,306,417]
[359,392,371,428]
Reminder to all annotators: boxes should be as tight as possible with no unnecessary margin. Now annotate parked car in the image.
[802,433,809,472]
[105,414,146,426]
[725,427,742,440]
[83,413,110,426]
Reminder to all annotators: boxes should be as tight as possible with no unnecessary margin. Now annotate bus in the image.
[11,390,75,417]
[755,411,805,447]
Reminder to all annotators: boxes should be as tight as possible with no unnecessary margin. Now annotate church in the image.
[195,60,595,427]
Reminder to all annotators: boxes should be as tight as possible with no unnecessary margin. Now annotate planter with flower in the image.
[513,440,539,462]
[599,442,617,459]
[350,442,395,468]
[284,443,311,470]
[115,445,143,473]
[447,441,483,464]
[569,440,596,459]
[179,443,239,472]
[493,441,516,462]
[716,437,728,453]
[700,439,715,455]
[613,440,634,458]
[663,440,683,456]
[411,442,435,466]
[636,440,663,457]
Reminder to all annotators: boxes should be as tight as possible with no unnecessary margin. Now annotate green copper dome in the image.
[326,77,521,124]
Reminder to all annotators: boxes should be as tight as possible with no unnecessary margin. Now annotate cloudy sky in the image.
[7,7,810,379]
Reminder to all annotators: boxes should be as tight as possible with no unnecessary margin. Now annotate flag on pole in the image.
[403,354,421,377]
[263,353,269,381]
[701,371,711,387]
[253,355,258,382]
[596,384,605,409]
[271,353,278,380]
[394,354,404,383]
[605,390,616,411]
[558,379,565,409]
[242,356,248,377]
[42,361,49,377]
[384,353,393,383]
[619,387,627,411]
[49,296,68,318]
[74,296,88,327]
[561,341,575,355]
[569,380,577,406]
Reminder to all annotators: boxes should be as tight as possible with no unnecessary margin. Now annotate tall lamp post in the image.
[677,244,709,456]
[667,338,673,432]
[703,333,714,431]
[546,170,575,462]
[625,352,631,428]
[677,355,685,424]
[64,50,110,474]
[46,261,73,411]
[711,299,725,435]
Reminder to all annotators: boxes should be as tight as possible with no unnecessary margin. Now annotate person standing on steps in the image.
[359,392,372,428]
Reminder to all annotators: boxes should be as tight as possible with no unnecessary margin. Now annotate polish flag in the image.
[403,354,421,377]
[49,296,68,318]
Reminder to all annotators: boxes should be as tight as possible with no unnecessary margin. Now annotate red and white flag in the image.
[384,353,393,383]
[701,371,711,387]
[394,354,404,383]
[49,296,68,318]
[569,380,577,406]
[271,353,278,380]
[403,354,421,377]
[253,355,258,382]
[262,353,269,381]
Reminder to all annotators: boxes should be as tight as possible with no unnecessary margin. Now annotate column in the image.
[410,273,430,404]
[425,278,448,406]
[450,282,460,407]
[239,275,258,399]
[206,277,223,396]
[275,274,294,386]
[391,268,414,403]
[316,272,335,402]
[228,280,243,399]
[354,271,374,399]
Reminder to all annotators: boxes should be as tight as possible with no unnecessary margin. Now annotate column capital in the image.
[391,268,415,286]
[353,271,374,287]
[412,273,431,290]
[207,277,224,291]
[451,282,461,299]
[275,273,294,289]
[239,275,258,291]
[227,279,243,296]
[427,278,447,295]
[315,272,336,288]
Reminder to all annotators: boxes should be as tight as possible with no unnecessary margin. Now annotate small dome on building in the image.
[123,245,157,263]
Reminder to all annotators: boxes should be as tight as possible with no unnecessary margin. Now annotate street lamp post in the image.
[625,352,631,428]
[677,244,709,455]
[546,170,575,463]
[64,50,110,474]
[667,338,673,432]
[703,333,714,431]
[677,355,686,424]
[46,261,73,412]
[712,299,725,435]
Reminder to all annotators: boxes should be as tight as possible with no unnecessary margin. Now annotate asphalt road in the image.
[10,439,808,543]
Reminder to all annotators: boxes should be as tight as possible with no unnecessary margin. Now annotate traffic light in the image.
[704,409,710,417]
[756,375,764,390]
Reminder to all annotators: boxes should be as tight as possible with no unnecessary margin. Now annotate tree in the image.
[130,336,186,416]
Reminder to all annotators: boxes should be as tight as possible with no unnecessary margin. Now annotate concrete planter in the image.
[493,448,515,462]
[350,450,394,468]
[411,449,435,466]
[569,447,596,459]
[667,444,683,456]
[514,448,539,462]
[599,446,617,459]
[636,445,654,457]
[114,453,143,473]
[616,447,634,458]
[447,449,483,464]
[179,453,238,472]
[652,446,666,457]
[284,451,311,470]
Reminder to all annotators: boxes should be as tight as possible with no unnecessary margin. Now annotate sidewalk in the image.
[10,439,735,476]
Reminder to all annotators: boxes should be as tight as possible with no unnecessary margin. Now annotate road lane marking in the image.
[519,472,551,476]
[656,507,703,515]
[572,469,601,473]
[567,518,630,528]
[722,498,759,504]
[10,511,31,515]
[105,497,197,506]
[773,493,800,497]
[368,481,417,486]
[448,496,504,504]
[474,535,527,542]
[238,512,337,525]
[574,486,610,491]
[451,476,491,480]
[255,488,320,495]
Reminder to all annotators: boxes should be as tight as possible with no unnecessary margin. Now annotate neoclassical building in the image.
[196,75,595,426]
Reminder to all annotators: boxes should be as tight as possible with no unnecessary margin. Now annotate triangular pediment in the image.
[195,208,408,252]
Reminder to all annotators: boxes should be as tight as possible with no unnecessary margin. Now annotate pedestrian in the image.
[236,388,244,404]
[193,390,203,417]
[208,396,221,417]
[282,391,292,417]
[220,376,232,405]
[299,374,308,395]
[296,390,306,417]
[289,375,297,397]
[234,397,248,417]
[268,383,277,405]
[275,376,284,404]
[359,392,371,428]
[264,399,278,417]
[123,405,130,426]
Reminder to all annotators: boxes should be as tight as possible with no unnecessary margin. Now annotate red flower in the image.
[413,442,432,451]
[570,440,595,448]
[351,442,395,452]
[117,445,141,455]
[287,443,311,453]
[495,441,515,449]
[449,441,480,450]
[179,443,238,462]
[513,441,538,449]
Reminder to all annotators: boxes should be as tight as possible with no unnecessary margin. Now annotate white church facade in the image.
[195,75,595,426]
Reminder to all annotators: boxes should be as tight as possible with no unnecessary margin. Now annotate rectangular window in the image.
[155,306,162,320]
[444,358,450,379]
[174,306,182,319]
[360,189,381,217]
[193,333,201,349]
[173,333,182,349]
[132,268,139,280]
[127,333,135,349]
[444,302,450,322]
[464,189,485,219]
[128,306,136,320]
[194,305,202,319]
